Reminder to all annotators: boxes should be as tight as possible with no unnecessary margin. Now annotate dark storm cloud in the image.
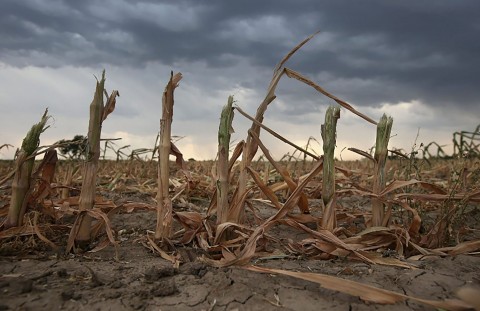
[1,0,479,110]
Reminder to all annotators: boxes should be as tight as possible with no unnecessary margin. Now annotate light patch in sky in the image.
[219,15,294,44]
[24,0,81,17]
[90,1,204,32]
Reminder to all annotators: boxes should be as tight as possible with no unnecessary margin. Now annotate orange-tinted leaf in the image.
[102,90,120,121]
[245,265,473,309]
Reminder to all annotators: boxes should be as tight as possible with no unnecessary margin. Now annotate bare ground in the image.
[1,208,479,311]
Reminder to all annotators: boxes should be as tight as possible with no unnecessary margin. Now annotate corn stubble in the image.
[216,96,234,226]
[155,71,182,240]
[5,109,50,228]
[69,70,119,250]
[320,106,340,231]
[371,114,393,227]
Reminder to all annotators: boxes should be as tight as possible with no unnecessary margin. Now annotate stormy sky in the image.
[1,0,479,160]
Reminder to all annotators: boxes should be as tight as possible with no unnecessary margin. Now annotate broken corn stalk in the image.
[5,109,49,228]
[74,71,119,249]
[155,71,182,240]
[371,114,393,227]
[216,96,235,225]
[320,106,340,231]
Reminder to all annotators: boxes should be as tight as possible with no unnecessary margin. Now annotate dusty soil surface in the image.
[1,207,479,311]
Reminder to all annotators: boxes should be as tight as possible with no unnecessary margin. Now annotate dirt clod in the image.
[8,278,33,294]
[61,288,82,301]
[144,266,176,283]
[150,279,178,297]
[110,279,124,289]
[56,268,68,278]
[180,261,208,277]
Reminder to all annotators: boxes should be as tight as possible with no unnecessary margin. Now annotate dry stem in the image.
[320,106,340,231]
[74,71,119,248]
[217,96,234,224]
[371,114,393,227]
[6,109,49,228]
[155,71,182,239]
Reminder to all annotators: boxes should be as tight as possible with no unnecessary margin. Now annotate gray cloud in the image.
[0,0,479,159]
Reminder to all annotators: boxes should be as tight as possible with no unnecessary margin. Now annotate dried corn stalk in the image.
[371,114,393,227]
[30,149,58,203]
[5,109,49,228]
[320,106,340,231]
[232,33,319,224]
[217,96,234,225]
[73,71,119,249]
[155,71,182,239]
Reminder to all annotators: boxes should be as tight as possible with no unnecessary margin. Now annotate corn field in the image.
[1,34,479,310]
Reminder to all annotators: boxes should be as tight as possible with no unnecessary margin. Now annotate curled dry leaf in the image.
[170,142,192,181]
[245,265,473,310]
[33,212,58,251]
[146,234,180,268]
[248,130,310,213]
[456,287,480,310]
[440,239,480,256]
[284,68,377,125]
[102,90,120,122]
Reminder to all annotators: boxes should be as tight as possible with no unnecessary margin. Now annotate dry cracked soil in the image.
[1,208,479,311]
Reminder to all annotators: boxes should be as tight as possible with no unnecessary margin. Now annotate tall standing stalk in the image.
[371,114,393,227]
[74,71,119,248]
[217,96,234,225]
[320,106,340,232]
[231,33,319,225]
[155,71,182,240]
[5,109,49,228]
